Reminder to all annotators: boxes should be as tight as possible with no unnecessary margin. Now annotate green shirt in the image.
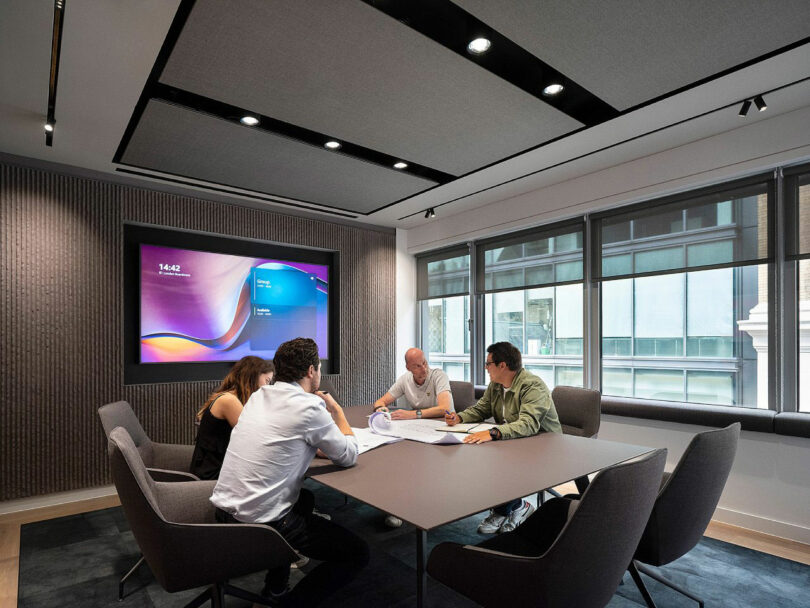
[458,368,562,440]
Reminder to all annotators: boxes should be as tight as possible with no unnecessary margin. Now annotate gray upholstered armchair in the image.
[99,400,197,481]
[108,426,298,607]
[427,448,667,608]
[449,380,476,413]
[99,399,199,599]
[629,423,741,608]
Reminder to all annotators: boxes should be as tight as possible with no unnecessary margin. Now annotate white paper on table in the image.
[351,427,403,454]
[373,418,465,444]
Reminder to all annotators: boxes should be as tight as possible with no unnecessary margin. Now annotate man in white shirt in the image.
[211,338,368,606]
[372,347,454,527]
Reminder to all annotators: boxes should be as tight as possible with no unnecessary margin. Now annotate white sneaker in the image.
[498,500,535,533]
[385,514,403,528]
[477,510,506,534]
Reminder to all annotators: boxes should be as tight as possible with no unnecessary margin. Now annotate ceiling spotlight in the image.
[393,161,408,170]
[754,95,767,112]
[467,37,491,54]
[44,122,54,132]
[240,115,260,126]
[542,83,564,96]
[425,208,436,219]
[324,140,341,150]
[738,99,751,117]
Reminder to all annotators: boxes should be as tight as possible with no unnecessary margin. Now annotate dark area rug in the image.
[18,481,810,607]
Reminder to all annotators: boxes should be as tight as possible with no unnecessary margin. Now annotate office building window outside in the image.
[423,296,470,381]
[485,284,583,389]
[800,260,809,412]
[598,183,770,408]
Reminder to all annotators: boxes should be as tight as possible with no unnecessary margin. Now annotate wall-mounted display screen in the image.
[140,244,329,363]
[124,224,339,384]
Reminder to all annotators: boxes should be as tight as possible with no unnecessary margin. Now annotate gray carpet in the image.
[18,481,810,607]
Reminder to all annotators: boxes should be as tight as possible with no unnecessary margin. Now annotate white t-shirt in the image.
[211,381,358,523]
[387,368,454,411]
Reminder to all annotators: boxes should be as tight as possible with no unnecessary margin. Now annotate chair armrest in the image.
[155,480,218,524]
[151,442,195,473]
[148,467,199,482]
[427,542,540,606]
[155,522,299,592]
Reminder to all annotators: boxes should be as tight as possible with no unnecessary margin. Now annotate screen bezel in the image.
[124,223,339,384]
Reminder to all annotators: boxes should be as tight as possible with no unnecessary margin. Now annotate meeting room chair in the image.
[427,448,667,608]
[318,376,340,403]
[629,423,741,608]
[108,425,298,608]
[449,380,476,413]
[539,385,602,503]
[98,400,198,599]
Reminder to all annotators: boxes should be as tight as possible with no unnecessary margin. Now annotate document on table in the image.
[369,417,465,444]
[352,427,403,454]
[433,422,497,434]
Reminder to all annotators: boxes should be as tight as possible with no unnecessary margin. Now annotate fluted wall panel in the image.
[0,162,395,501]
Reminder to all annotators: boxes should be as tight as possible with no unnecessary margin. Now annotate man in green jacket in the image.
[445,341,562,534]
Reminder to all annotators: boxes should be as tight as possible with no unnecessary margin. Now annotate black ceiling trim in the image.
[150,84,454,185]
[396,74,810,221]
[45,0,66,147]
[115,167,360,219]
[362,0,618,126]
[112,0,196,164]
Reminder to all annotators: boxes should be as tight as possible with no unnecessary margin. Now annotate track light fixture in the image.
[425,208,436,219]
[739,94,767,117]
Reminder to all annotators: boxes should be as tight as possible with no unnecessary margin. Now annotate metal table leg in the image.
[416,528,427,607]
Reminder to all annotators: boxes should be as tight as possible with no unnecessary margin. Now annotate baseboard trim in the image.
[0,486,119,524]
[714,506,810,545]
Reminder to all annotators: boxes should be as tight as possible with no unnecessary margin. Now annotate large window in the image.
[596,180,770,408]
[416,247,471,381]
[479,221,584,389]
[788,170,810,412]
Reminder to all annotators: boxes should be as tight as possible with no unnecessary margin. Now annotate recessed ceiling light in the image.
[467,38,491,54]
[393,161,408,170]
[324,141,341,150]
[44,123,54,132]
[240,115,259,126]
[543,83,564,96]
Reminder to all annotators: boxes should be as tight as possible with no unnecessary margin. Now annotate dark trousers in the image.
[216,489,369,607]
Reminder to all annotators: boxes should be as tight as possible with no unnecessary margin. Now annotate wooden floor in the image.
[0,492,807,608]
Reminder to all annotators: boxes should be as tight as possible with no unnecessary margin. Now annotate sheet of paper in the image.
[433,422,497,433]
[352,427,403,454]
[380,419,465,444]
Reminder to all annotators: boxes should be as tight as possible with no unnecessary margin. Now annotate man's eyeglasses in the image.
[484,361,496,368]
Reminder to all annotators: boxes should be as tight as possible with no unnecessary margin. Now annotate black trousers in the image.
[216,489,369,607]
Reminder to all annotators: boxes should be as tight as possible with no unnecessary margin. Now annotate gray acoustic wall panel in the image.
[159,0,583,176]
[456,0,810,110]
[0,161,395,501]
[121,100,435,214]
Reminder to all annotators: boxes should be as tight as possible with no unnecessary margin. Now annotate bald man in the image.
[373,348,454,420]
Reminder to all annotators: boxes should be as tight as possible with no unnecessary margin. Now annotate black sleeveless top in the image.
[190,395,234,480]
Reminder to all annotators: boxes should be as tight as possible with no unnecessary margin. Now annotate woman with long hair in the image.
[190,355,274,480]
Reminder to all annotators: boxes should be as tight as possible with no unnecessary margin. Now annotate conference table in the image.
[307,405,654,607]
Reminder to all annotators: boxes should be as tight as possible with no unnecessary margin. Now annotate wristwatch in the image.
[416,409,422,418]
[489,427,501,441]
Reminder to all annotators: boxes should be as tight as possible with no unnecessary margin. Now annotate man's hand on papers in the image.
[444,411,461,426]
[390,409,416,420]
[463,429,493,444]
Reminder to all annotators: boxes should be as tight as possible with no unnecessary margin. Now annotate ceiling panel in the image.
[120,100,437,213]
[455,0,810,110]
[158,0,583,176]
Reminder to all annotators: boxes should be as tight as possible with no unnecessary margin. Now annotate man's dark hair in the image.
[487,341,522,371]
[273,338,320,383]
